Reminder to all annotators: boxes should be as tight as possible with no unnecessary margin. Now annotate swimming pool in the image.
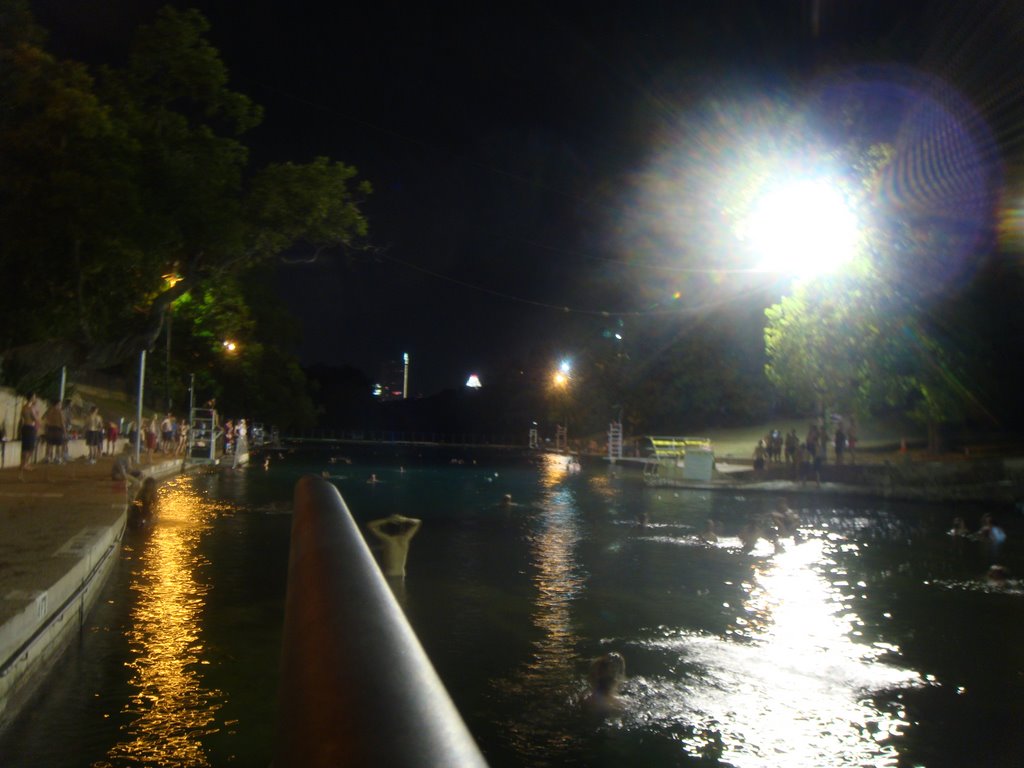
[2,449,1021,767]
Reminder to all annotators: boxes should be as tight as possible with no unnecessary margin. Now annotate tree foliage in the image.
[0,3,370,424]
[762,138,993,450]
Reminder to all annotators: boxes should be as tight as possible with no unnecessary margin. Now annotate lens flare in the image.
[738,177,861,277]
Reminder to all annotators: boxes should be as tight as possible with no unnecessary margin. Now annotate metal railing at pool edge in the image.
[274,475,488,768]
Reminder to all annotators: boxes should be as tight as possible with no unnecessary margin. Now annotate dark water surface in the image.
[2,449,1022,767]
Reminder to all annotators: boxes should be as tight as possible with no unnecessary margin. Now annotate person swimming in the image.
[699,518,718,543]
[586,651,626,712]
[771,499,800,538]
[977,513,1007,561]
[739,515,783,554]
[367,514,422,577]
[987,564,1010,586]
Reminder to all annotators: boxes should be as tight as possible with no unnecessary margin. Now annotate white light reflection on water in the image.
[619,534,926,767]
[99,479,229,768]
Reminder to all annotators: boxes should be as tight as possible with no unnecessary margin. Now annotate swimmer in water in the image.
[698,518,718,543]
[367,514,422,577]
[739,515,782,553]
[987,564,1010,586]
[368,473,381,484]
[771,499,800,538]
[738,520,761,553]
[586,652,626,712]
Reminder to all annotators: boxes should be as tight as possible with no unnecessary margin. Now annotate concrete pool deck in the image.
[0,452,183,731]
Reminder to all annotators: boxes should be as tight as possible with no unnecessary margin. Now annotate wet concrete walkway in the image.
[0,453,182,729]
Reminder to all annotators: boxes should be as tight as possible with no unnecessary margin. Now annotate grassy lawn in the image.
[69,386,151,430]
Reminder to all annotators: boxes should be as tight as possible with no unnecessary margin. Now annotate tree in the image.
[0,5,371,417]
[763,281,873,417]
[763,216,990,453]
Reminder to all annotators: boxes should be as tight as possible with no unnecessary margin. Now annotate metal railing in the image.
[274,475,487,768]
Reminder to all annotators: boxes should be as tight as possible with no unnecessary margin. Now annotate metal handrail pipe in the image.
[274,475,488,768]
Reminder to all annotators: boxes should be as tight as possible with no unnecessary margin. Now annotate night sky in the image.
[33,1,1023,395]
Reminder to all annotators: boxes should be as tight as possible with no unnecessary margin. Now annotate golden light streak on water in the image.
[99,479,230,767]
[623,534,924,767]
[499,453,588,761]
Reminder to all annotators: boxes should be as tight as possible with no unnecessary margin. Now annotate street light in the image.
[161,272,183,411]
[552,359,572,388]
[551,360,572,452]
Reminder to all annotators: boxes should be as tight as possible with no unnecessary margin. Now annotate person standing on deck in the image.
[784,429,798,465]
[86,406,103,463]
[19,394,40,472]
[834,423,846,465]
[42,400,65,464]
[105,420,119,456]
[160,413,174,453]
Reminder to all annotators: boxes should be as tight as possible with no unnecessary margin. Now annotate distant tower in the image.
[402,352,409,400]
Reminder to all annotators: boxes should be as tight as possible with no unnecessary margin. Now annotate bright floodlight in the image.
[741,177,860,278]
[465,374,482,388]
[559,360,572,374]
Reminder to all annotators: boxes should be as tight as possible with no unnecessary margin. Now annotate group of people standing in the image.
[128,412,189,459]
[14,394,190,472]
[17,393,75,470]
[11,391,256,473]
[753,417,858,484]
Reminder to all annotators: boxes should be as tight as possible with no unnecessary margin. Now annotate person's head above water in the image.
[987,564,1009,583]
[589,652,626,696]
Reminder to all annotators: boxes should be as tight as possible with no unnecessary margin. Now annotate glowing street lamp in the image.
[552,359,572,388]
[222,339,238,353]
[550,360,573,452]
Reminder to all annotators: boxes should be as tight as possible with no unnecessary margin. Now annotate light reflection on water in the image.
[478,461,940,766]
[98,478,230,768]
[595,532,925,767]
[496,454,590,763]
[7,452,1021,767]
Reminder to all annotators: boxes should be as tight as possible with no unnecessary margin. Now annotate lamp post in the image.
[161,273,182,412]
[552,360,572,452]
[135,350,146,463]
[165,307,172,410]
